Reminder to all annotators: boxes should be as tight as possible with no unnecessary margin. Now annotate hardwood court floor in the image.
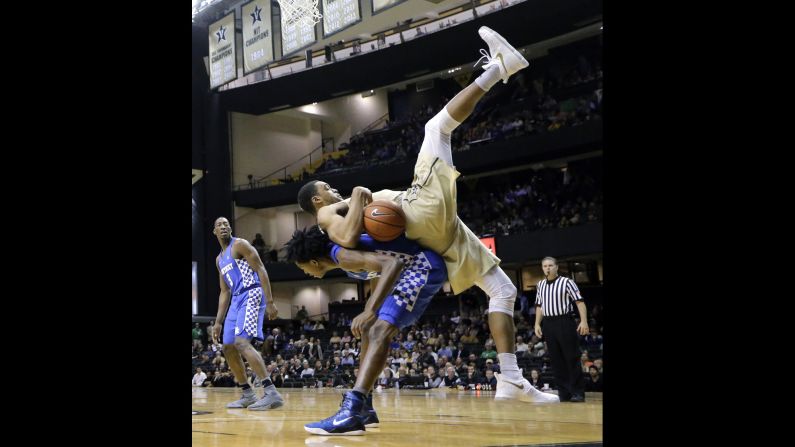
[192,387,602,447]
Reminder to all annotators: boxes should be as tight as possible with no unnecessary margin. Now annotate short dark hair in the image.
[297,181,320,214]
[284,226,332,263]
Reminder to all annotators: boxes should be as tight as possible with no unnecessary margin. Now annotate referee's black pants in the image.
[542,315,585,399]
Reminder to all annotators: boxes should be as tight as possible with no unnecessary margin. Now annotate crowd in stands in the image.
[192,300,603,392]
[307,52,601,178]
[457,157,602,236]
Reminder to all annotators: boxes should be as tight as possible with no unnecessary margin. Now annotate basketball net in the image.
[277,0,322,28]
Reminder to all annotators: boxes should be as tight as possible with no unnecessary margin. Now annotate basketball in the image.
[363,200,406,241]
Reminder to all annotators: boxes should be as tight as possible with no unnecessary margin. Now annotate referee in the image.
[534,256,589,402]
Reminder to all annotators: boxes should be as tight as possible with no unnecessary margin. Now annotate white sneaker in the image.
[495,373,560,403]
[475,26,529,84]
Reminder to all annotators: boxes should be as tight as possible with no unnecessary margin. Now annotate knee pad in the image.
[425,108,461,135]
[487,281,517,316]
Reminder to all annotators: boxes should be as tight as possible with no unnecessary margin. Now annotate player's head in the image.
[297,180,343,215]
[212,217,232,243]
[285,226,338,278]
[541,256,558,277]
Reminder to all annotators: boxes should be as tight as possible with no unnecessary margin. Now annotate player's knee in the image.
[369,319,398,342]
[233,338,251,352]
[223,343,237,355]
[503,281,517,299]
[488,282,517,316]
[426,108,459,134]
[425,112,444,135]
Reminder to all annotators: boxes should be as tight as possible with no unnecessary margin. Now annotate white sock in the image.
[475,64,502,91]
[497,353,522,381]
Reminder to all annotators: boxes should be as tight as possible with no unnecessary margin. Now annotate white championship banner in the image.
[209,12,237,88]
[281,6,317,56]
[242,0,274,73]
[322,0,360,36]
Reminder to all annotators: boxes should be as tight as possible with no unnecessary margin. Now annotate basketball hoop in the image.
[277,0,322,28]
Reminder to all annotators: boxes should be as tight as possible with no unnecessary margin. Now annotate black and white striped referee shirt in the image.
[535,276,584,316]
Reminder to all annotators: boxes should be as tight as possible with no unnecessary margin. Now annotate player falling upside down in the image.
[296,27,559,404]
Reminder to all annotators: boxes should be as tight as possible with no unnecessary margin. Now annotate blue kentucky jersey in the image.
[329,234,447,311]
[217,237,261,295]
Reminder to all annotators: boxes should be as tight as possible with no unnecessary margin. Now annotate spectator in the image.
[204,320,214,346]
[272,328,285,352]
[300,360,315,378]
[421,345,438,367]
[580,350,594,374]
[192,323,203,350]
[192,367,207,387]
[482,369,497,390]
[252,233,267,258]
[329,331,341,344]
[438,341,453,360]
[272,367,286,387]
[460,329,478,344]
[593,358,603,374]
[306,337,323,360]
[425,366,442,388]
[515,336,530,356]
[378,365,394,387]
[454,342,469,362]
[463,365,481,387]
[403,333,416,351]
[212,351,226,368]
[528,369,545,390]
[532,341,547,359]
[585,365,603,392]
[583,328,603,352]
[441,366,461,388]
[212,369,236,387]
[296,305,309,321]
[480,345,497,360]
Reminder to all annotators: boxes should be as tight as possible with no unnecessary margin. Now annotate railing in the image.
[235,111,393,191]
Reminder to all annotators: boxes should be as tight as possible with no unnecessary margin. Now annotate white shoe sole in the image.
[495,373,560,403]
[304,427,365,436]
[479,26,528,67]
